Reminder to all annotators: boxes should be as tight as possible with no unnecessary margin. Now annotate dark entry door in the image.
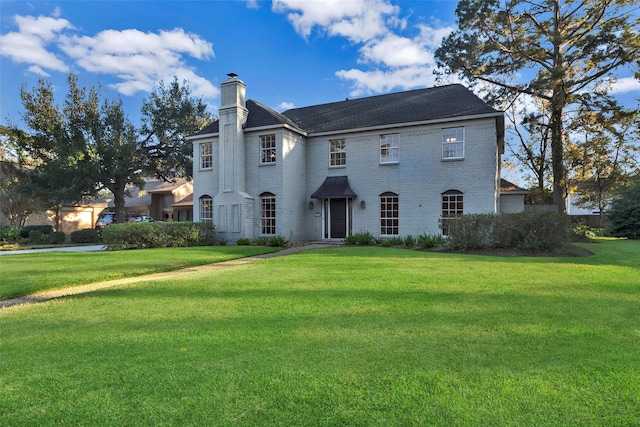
[330,199,347,238]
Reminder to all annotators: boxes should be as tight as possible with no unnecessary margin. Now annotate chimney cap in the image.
[227,72,238,78]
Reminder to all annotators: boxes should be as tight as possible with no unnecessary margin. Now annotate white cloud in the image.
[273,0,454,95]
[0,15,72,72]
[336,65,439,96]
[27,65,50,76]
[610,77,640,94]
[277,101,295,111]
[0,12,218,100]
[360,34,432,67]
[272,0,398,42]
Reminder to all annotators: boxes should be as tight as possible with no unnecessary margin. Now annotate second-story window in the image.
[200,142,212,169]
[330,139,346,166]
[260,134,276,164]
[380,134,399,163]
[442,127,465,159]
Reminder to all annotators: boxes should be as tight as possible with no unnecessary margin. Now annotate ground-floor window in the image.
[260,192,276,235]
[200,195,213,223]
[441,190,463,235]
[380,192,399,235]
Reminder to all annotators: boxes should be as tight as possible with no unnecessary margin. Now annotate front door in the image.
[330,199,347,238]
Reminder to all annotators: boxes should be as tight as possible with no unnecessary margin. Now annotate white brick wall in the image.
[192,113,500,241]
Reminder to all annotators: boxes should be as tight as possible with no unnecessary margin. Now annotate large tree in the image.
[565,97,639,220]
[12,75,212,226]
[436,0,640,212]
[139,77,213,180]
[0,126,41,227]
[18,75,98,229]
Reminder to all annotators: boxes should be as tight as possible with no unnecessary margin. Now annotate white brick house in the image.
[189,74,504,242]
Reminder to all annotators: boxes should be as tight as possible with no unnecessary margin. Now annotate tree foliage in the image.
[8,74,212,226]
[436,0,640,212]
[566,98,639,218]
[0,126,40,227]
[607,179,640,239]
[139,77,213,180]
[17,75,98,229]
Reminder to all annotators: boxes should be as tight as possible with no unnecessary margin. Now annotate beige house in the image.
[3,178,193,234]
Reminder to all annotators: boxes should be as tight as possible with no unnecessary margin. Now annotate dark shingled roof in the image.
[244,100,302,130]
[281,84,500,134]
[192,84,500,136]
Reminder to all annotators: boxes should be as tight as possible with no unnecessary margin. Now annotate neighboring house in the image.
[6,178,193,234]
[500,179,528,214]
[189,74,505,242]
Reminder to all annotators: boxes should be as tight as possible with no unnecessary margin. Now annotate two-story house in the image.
[189,74,504,242]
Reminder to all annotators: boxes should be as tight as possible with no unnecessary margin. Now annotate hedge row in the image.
[445,212,571,251]
[101,222,215,250]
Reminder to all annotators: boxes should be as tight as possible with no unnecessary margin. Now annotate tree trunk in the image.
[113,182,127,225]
[551,107,566,213]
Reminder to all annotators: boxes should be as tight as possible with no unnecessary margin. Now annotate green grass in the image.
[0,246,278,299]
[1,240,639,425]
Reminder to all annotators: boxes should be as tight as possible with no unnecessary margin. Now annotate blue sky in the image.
[1,0,464,121]
[1,0,639,184]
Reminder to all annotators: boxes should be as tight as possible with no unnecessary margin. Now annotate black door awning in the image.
[311,176,357,199]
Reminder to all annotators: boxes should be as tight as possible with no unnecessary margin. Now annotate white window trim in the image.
[200,142,213,170]
[380,134,399,164]
[199,196,213,223]
[380,192,399,236]
[329,139,346,167]
[260,192,276,236]
[260,134,276,165]
[442,127,465,160]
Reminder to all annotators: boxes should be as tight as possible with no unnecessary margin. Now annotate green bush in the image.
[236,238,253,245]
[20,225,53,238]
[101,222,215,250]
[195,222,216,246]
[418,233,445,249]
[404,235,416,247]
[253,237,269,246]
[0,226,20,244]
[344,231,376,245]
[607,180,640,239]
[70,228,101,244]
[49,231,66,244]
[382,236,404,246]
[446,212,571,251]
[28,230,42,244]
[268,235,288,247]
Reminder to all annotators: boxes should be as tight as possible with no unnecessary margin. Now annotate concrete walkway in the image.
[0,242,338,310]
[0,245,106,256]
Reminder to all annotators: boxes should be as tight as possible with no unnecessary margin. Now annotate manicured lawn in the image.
[0,246,278,299]
[1,240,639,425]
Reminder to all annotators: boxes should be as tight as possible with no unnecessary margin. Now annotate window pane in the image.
[260,135,276,164]
[260,193,276,235]
[442,127,464,159]
[380,193,399,235]
[330,139,346,166]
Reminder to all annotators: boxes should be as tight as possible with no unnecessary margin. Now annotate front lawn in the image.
[1,240,639,425]
[0,246,278,299]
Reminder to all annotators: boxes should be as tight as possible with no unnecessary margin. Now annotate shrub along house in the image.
[189,74,505,242]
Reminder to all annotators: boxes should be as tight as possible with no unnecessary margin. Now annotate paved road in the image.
[0,245,106,256]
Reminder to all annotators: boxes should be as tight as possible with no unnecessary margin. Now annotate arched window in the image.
[199,195,213,223]
[380,192,399,235]
[260,192,276,235]
[441,190,463,235]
